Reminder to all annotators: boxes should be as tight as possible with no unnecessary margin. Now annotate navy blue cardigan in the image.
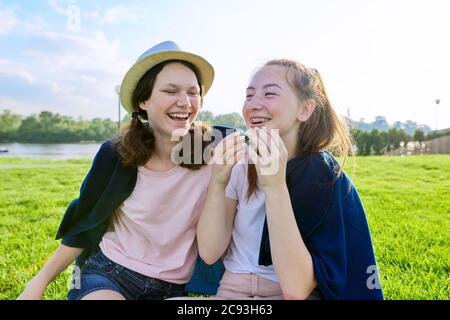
[56,130,383,299]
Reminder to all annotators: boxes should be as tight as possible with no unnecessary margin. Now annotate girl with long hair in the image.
[197,59,383,300]
[18,41,226,300]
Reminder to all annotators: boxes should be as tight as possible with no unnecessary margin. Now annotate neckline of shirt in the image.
[138,164,181,176]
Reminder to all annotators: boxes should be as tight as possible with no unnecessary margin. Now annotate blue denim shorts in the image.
[67,250,185,300]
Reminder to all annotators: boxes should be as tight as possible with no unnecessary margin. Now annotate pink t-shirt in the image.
[99,164,211,284]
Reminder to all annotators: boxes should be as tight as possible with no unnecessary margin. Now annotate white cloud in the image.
[47,0,68,16]
[23,30,129,76]
[84,5,143,25]
[23,15,50,33]
[0,96,46,115]
[14,29,131,119]
[0,58,35,83]
[45,80,74,94]
[102,5,141,24]
[0,7,18,36]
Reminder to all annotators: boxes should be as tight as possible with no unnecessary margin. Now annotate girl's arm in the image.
[264,186,317,300]
[197,132,245,265]
[197,184,238,265]
[17,244,83,300]
[248,128,316,300]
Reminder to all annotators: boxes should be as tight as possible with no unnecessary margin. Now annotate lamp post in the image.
[115,85,121,132]
[435,99,440,131]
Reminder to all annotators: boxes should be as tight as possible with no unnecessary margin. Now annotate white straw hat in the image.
[119,41,214,113]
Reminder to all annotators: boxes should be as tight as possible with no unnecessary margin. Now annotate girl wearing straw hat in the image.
[18,41,229,300]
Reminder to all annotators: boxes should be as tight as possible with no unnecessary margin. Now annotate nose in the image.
[177,92,191,108]
[245,97,263,111]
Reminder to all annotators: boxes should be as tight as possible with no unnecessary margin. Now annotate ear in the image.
[139,101,147,111]
[297,99,316,122]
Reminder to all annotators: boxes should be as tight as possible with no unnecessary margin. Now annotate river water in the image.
[0,143,101,159]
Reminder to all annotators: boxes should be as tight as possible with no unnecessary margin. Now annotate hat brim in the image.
[120,50,214,113]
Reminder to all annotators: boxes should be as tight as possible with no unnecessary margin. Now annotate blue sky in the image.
[0,0,449,129]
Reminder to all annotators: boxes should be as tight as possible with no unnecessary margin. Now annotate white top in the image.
[224,159,278,282]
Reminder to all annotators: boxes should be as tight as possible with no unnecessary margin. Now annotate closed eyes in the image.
[246,92,277,99]
[162,90,199,96]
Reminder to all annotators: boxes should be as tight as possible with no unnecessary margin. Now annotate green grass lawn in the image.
[0,155,449,300]
[0,157,92,165]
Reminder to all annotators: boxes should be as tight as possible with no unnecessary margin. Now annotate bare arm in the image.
[265,186,317,300]
[197,132,245,265]
[17,244,83,300]
[197,184,238,265]
[248,128,316,300]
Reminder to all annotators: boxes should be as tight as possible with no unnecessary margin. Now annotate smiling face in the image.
[139,62,202,138]
[243,65,304,138]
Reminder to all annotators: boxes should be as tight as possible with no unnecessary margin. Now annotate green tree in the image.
[352,128,371,155]
[196,111,215,125]
[13,111,118,143]
[426,128,450,140]
[213,112,246,130]
[0,110,22,131]
[413,129,425,142]
[0,110,22,142]
[17,115,41,142]
[368,129,382,155]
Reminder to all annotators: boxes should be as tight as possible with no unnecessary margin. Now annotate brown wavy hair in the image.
[113,60,212,169]
[247,59,354,199]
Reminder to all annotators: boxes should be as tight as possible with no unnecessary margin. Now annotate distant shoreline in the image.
[0,141,103,144]
[0,143,101,160]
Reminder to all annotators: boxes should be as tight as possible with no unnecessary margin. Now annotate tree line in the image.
[0,110,118,143]
[0,110,248,144]
[1,110,446,156]
[351,127,450,155]
[198,111,442,156]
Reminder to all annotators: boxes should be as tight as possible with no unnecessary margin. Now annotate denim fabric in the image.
[67,251,185,300]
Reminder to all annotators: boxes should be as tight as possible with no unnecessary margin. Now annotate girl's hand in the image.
[210,132,246,187]
[247,128,288,192]
[17,277,47,300]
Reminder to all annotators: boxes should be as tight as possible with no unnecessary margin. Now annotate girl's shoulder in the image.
[97,140,119,159]
[308,151,340,174]
[287,151,341,187]
[86,140,125,177]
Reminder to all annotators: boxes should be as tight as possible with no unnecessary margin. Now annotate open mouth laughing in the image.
[167,112,191,123]
[249,116,271,128]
